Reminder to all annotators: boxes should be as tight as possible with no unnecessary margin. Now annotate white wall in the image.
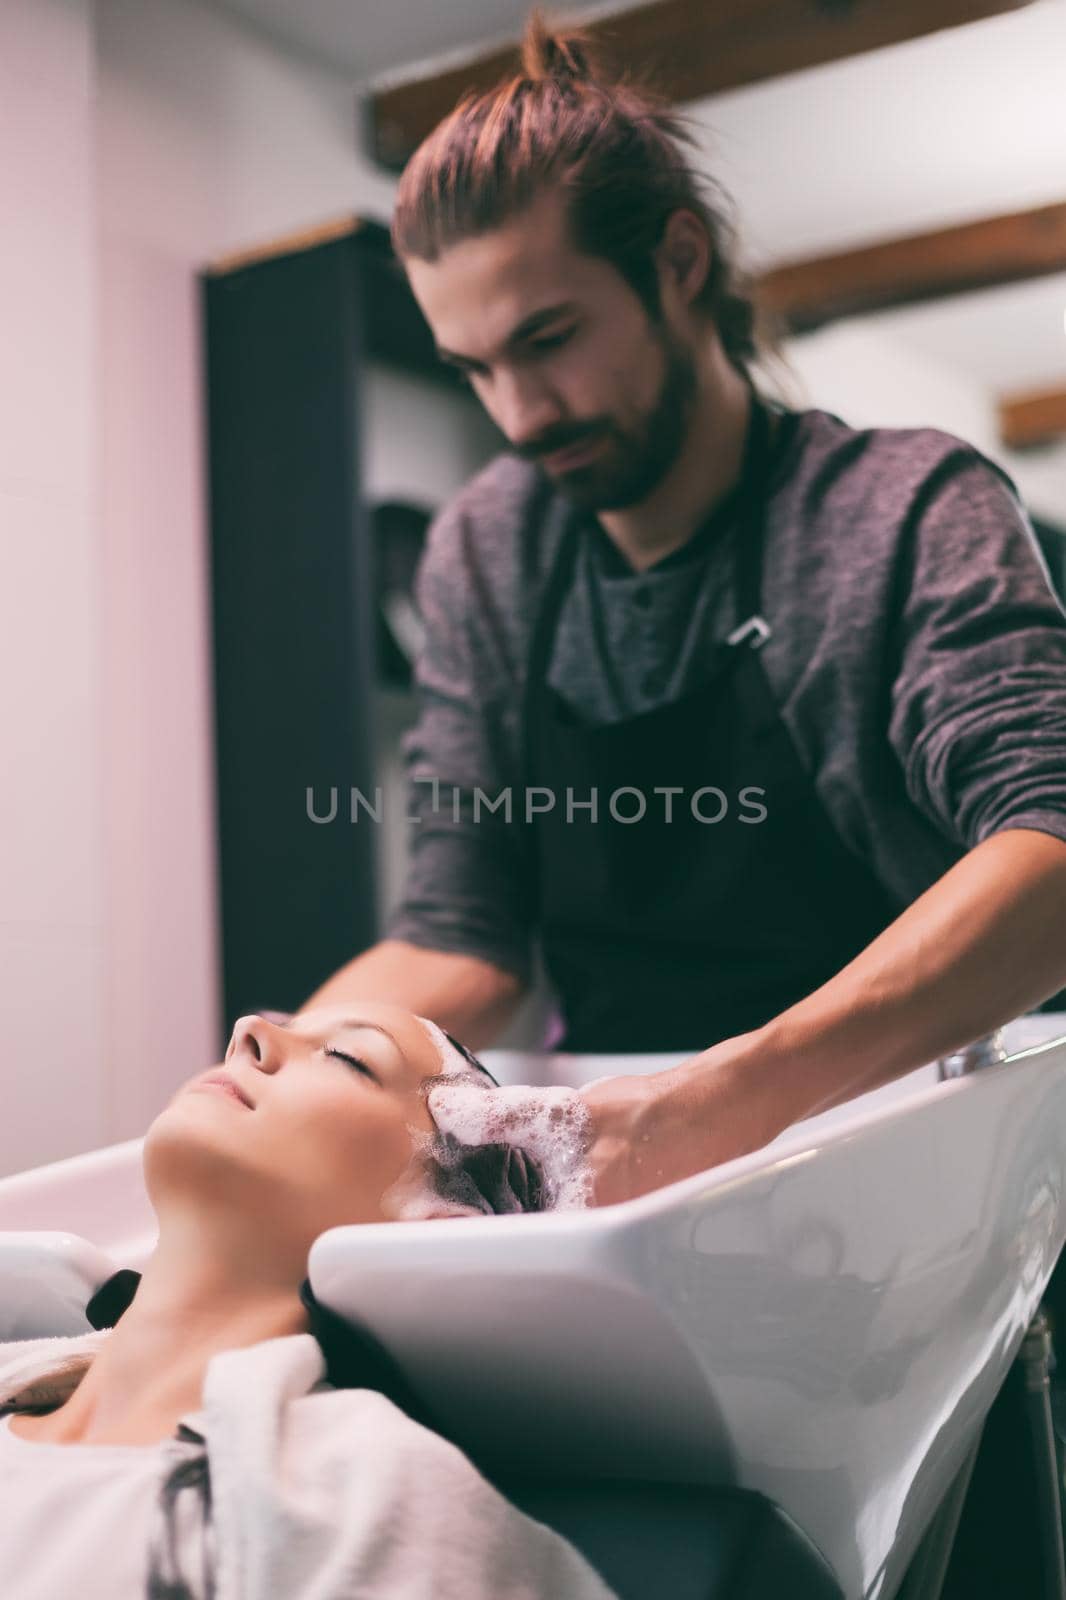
[767,320,1066,532]
[684,0,1066,530]
[771,322,996,450]
[0,0,108,1175]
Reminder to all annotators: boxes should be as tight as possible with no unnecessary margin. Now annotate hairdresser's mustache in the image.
[515,422,611,464]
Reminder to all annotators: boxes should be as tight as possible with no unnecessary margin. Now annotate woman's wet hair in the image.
[440,1027,498,1082]
[422,1130,547,1215]
[428,1030,549,1214]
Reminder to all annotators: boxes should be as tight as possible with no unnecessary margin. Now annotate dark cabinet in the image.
[202,219,464,1029]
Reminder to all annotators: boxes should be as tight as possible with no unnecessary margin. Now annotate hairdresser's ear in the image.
[655,208,711,314]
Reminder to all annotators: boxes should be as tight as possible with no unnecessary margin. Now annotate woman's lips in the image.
[192,1073,253,1108]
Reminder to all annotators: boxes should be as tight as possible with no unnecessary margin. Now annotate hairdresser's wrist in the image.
[579,1027,791,1204]
[655,1026,794,1171]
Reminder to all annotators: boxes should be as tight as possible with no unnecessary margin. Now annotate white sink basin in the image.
[311,1015,1066,1599]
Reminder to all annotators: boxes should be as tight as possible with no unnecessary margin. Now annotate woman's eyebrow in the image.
[329,1020,405,1059]
[284,1017,404,1054]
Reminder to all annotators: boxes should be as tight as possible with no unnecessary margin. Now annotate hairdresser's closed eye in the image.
[527,325,575,355]
[324,1047,381,1087]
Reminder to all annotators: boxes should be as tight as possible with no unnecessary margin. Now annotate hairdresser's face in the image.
[145,1003,449,1245]
[405,187,699,511]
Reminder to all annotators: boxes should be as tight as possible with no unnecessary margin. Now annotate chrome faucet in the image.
[938,1029,1008,1080]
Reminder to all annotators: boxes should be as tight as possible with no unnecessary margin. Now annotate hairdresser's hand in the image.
[577,1030,796,1205]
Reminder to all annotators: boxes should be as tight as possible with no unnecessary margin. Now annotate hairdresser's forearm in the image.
[671,830,1066,1145]
[299,940,526,1050]
[738,827,1066,1128]
[582,828,1066,1202]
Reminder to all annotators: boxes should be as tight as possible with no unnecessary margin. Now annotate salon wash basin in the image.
[1,1014,1065,1599]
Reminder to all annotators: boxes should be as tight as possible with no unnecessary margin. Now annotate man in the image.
[304,16,1066,1204]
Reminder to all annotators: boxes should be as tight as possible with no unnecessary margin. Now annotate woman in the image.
[0,1003,614,1600]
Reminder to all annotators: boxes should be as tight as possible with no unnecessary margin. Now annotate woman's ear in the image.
[379,1161,482,1222]
[383,1201,483,1222]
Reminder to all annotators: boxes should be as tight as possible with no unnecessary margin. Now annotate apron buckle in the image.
[726,614,772,651]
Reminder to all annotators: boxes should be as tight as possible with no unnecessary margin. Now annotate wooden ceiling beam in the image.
[369,0,1035,171]
[998,385,1066,450]
[756,201,1066,334]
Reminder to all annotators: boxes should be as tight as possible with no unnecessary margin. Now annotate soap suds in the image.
[425,1078,593,1211]
[383,1018,595,1216]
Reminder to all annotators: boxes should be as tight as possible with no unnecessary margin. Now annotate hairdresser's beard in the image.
[535,329,699,513]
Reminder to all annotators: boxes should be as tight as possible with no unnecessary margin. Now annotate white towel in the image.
[0,1330,619,1600]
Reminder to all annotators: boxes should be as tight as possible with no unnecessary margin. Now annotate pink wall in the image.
[95,0,396,1146]
[1,0,396,1175]
[0,0,107,1173]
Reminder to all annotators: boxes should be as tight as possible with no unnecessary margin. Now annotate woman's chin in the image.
[146,1088,216,1145]
[142,1092,251,1192]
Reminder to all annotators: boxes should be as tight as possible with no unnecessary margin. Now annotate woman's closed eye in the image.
[324,1047,381,1086]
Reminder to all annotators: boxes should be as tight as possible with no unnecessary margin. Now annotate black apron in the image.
[520,393,905,1053]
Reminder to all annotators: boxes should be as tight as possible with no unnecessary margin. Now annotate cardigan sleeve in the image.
[886,449,1066,849]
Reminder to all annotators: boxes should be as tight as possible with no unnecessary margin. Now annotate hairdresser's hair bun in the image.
[521,10,597,84]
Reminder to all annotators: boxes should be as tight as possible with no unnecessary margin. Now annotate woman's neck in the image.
[20,1236,310,1446]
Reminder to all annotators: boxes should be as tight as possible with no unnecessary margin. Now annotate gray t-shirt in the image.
[387,403,1066,986]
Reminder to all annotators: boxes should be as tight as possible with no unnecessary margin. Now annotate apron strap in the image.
[524,496,583,707]
[732,390,775,634]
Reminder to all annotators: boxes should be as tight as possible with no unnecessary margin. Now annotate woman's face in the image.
[144,1003,459,1247]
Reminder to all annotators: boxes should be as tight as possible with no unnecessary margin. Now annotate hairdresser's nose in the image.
[226,1014,287,1075]
[493,367,562,454]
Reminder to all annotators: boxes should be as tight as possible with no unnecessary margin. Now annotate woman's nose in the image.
[226,1013,286,1073]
